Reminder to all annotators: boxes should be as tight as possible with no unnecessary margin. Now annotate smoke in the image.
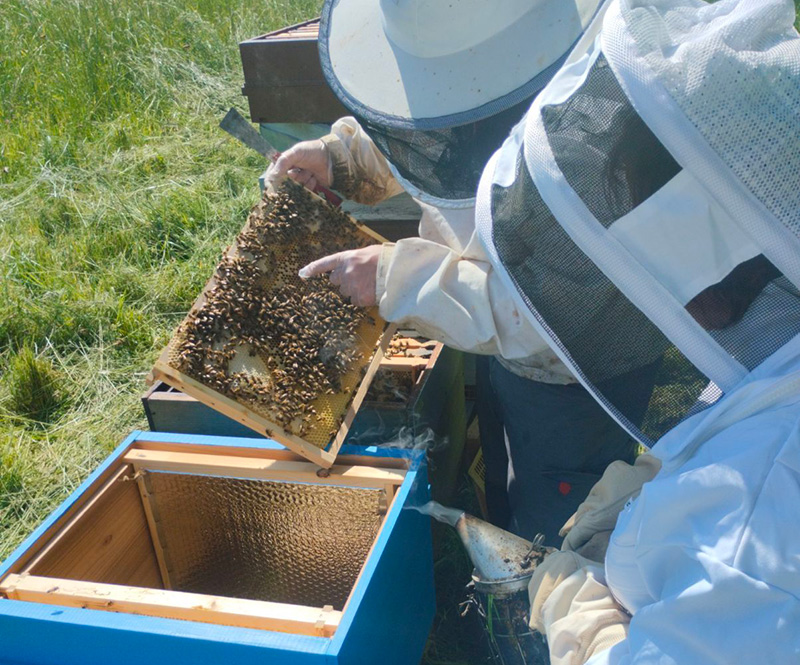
[346,417,446,455]
[345,422,449,510]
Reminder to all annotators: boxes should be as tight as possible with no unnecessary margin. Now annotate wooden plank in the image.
[23,467,162,589]
[132,439,410,471]
[123,449,406,489]
[379,356,430,371]
[135,474,173,590]
[1,574,341,638]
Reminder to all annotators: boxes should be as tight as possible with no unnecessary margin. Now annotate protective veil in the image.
[475,0,800,662]
[476,0,800,447]
[320,0,605,207]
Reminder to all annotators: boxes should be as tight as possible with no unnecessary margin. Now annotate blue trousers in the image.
[477,356,655,546]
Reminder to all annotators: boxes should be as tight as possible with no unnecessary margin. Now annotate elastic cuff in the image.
[320,133,354,197]
[375,243,396,304]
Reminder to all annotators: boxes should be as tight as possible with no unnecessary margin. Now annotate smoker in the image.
[426,502,551,665]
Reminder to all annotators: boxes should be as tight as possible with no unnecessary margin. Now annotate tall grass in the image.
[0,0,321,558]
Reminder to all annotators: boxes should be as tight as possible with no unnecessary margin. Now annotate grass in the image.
[0,2,485,662]
[0,0,322,556]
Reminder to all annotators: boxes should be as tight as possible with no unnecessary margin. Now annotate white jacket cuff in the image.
[376,243,395,304]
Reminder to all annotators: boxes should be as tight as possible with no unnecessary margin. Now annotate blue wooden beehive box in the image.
[0,431,434,665]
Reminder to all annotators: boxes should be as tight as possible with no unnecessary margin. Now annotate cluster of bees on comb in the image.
[170,180,378,442]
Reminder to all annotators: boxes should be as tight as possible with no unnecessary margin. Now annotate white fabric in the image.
[609,170,761,306]
[586,334,800,664]
[324,0,601,121]
[601,0,800,289]
[380,0,541,59]
[560,453,661,558]
[328,118,574,380]
[322,118,405,205]
[544,564,630,665]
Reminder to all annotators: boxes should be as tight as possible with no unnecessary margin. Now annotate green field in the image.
[0,0,323,556]
[0,2,480,661]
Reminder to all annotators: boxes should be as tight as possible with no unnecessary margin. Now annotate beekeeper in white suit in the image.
[268,0,660,545]
[467,0,800,661]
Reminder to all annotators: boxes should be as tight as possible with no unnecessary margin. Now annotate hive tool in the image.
[219,108,342,207]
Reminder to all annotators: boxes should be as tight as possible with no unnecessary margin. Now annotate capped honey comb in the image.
[151,180,390,466]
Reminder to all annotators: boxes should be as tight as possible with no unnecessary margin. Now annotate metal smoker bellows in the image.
[422,502,551,665]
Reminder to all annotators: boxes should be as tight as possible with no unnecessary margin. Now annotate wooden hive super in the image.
[0,431,435,665]
[151,180,391,468]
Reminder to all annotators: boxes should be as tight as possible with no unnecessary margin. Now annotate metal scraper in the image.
[219,108,342,207]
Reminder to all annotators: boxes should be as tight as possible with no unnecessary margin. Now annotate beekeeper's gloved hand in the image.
[559,453,661,561]
[528,551,630,665]
[299,245,385,307]
[265,139,333,193]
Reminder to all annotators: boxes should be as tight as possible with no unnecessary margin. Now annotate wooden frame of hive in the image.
[150,182,393,469]
[0,431,435,665]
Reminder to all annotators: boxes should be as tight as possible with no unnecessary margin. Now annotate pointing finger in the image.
[271,152,294,177]
[298,252,346,279]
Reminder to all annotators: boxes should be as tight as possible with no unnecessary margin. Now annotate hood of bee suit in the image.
[319,0,606,208]
[475,0,800,448]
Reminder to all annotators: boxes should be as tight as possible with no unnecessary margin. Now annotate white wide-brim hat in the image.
[319,0,605,128]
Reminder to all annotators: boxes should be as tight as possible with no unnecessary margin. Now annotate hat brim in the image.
[320,0,603,129]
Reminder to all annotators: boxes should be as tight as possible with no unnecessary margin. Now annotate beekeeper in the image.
[267,0,655,544]
[466,0,800,661]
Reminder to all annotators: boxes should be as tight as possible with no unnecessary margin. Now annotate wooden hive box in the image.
[239,18,347,123]
[143,335,467,503]
[0,431,434,665]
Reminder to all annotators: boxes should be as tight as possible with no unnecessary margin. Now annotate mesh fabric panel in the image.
[146,472,383,611]
[356,94,533,201]
[706,276,800,372]
[541,55,680,227]
[540,49,800,384]
[619,0,800,245]
[491,151,717,444]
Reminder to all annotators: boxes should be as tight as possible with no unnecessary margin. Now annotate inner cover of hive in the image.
[145,471,383,610]
[154,180,387,455]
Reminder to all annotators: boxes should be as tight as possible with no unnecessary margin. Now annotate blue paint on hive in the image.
[0,431,434,665]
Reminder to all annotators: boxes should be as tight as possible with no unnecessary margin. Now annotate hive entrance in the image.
[152,180,390,467]
[0,444,408,637]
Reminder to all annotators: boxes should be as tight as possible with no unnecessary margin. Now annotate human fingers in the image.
[288,167,313,187]
[298,252,346,279]
[270,151,295,177]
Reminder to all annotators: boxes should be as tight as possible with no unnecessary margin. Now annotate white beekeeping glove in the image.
[559,454,661,560]
[529,551,630,665]
[265,139,334,194]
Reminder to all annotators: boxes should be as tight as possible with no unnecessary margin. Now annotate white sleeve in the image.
[584,403,800,665]
[376,210,553,359]
[322,117,405,205]
[584,551,800,665]
[540,564,629,665]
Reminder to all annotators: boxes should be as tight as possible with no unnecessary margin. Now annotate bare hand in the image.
[299,245,383,307]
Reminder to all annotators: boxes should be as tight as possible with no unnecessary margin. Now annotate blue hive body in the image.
[0,432,435,665]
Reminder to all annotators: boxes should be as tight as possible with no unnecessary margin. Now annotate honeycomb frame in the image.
[150,181,393,468]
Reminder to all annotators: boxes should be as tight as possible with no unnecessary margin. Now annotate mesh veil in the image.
[477,0,800,446]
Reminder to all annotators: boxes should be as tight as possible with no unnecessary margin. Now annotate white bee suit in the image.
[474,0,800,661]
[322,116,575,381]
